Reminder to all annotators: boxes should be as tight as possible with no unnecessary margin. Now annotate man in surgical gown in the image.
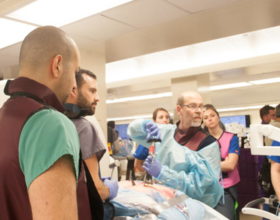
[128,91,223,208]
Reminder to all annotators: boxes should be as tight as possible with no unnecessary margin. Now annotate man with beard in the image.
[127,91,223,208]
[174,91,216,150]
[65,69,118,217]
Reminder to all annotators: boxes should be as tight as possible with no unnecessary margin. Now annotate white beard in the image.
[191,121,201,127]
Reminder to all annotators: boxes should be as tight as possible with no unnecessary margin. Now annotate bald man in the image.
[174,91,216,150]
[0,26,81,220]
[128,91,223,208]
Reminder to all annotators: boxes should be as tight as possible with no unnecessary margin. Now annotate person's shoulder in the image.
[28,108,70,124]
[203,134,217,144]
[223,131,236,136]
[20,109,80,186]
[73,117,97,135]
[198,128,217,149]
[199,128,216,141]
[222,131,237,139]
[73,117,92,128]
[24,109,76,137]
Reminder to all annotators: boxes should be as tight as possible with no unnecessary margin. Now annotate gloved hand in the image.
[145,121,160,141]
[104,179,119,200]
[143,155,162,178]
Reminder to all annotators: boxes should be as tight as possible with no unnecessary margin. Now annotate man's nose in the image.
[195,109,202,114]
[95,93,100,102]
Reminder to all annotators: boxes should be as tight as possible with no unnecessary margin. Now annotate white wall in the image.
[79,44,113,177]
[0,81,8,107]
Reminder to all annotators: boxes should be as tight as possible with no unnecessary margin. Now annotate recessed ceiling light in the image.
[107,114,151,122]
[217,104,277,112]
[7,0,133,27]
[107,112,174,122]
[0,18,37,49]
[106,92,172,104]
[250,77,280,85]
[209,82,252,91]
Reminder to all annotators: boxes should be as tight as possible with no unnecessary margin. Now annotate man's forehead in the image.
[183,95,203,104]
[82,74,96,83]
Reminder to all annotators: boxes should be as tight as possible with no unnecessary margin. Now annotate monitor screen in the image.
[115,124,129,139]
[220,115,250,128]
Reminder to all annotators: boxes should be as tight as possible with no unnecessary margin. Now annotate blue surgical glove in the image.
[145,121,160,141]
[104,179,119,200]
[143,155,162,178]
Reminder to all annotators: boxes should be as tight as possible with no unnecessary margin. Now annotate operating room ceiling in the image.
[0,0,280,120]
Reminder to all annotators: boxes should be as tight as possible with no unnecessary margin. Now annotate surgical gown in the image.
[128,119,223,208]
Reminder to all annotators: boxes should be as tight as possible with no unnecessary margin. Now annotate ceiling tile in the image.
[103,0,189,28]
[62,14,135,41]
[167,0,237,13]
[0,0,34,16]
[0,43,20,71]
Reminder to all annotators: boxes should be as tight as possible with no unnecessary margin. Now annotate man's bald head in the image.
[18,26,80,104]
[19,26,77,74]
[177,91,203,106]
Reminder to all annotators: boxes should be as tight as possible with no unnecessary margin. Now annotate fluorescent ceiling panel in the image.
[7,0,133,27]
[200,77,280,92]
[107,114,151,122]
[106,92,172,104]
[250,77,280,85]
[0,18,37,49]
[209,82,252,91]
[107,112,174,122]
[106,26,280,83]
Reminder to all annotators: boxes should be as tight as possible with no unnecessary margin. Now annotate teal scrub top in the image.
[19,109,80,188]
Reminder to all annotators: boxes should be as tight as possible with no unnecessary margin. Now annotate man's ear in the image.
[176,105,181,114]
[51,54,63,78]
[70,86,78,98]
[66,87,78,102]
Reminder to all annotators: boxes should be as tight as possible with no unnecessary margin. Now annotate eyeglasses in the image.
[181,104,204,111]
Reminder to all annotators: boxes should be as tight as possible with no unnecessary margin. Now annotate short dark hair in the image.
[152,107,169,121]
[203,104,225,131]
[75,68,96,89]
[259,105,275,119]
